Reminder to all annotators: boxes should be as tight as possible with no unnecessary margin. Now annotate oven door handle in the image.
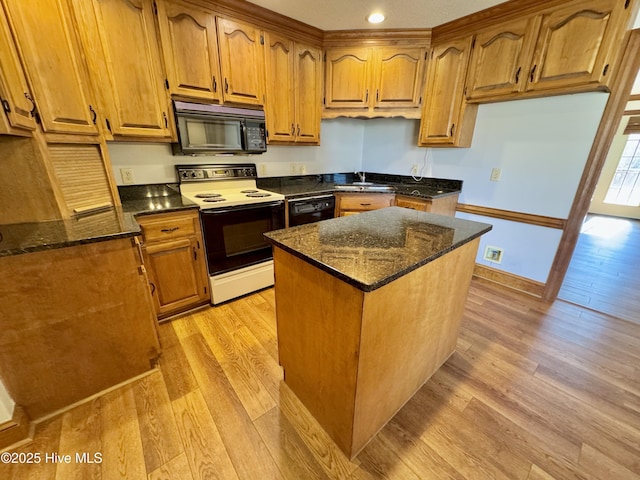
[200,200,283,215]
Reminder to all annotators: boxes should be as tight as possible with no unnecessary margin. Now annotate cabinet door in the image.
[294,43,322,143]
[419,37,475,147]
[144,237,208,318]
[156,0,221,102]
[528,0,630,92]
[79,0,171,138]
[466,17,541,101]
[373,47,426,109]
[324,47,371,109]
[0,3,35,133]
[264,31,295,142]
[3,0,98,136]
[217,17,265,105]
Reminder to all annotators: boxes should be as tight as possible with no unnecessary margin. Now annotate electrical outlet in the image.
[483,246,504,264]
[120,168,135,185]
[411,164,419,175]
[490,167,502,182]
[299,163,307,174]
[258,164,267,176]
[290,163,298,174]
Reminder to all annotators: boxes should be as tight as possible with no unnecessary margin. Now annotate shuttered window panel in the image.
[624,116,640,135]
[48,144,114,215]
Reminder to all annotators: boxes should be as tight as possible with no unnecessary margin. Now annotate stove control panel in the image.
[177,164,257,182]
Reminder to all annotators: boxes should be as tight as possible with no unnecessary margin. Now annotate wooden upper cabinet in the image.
[2,0,99,137]
[216,17,265,105]
[155,0,221,102]
[324,47,371,109]
[419,36,477,147]
[264,32,321,144]
[264,31,295,142]
[324,45,426,117]
[528,0,632,93]
[73,0,171,139]
[373,47,426,109]
[465,17,541,101]
[294,43,322,143]
[465,0,635,101]
[0,3,36,134]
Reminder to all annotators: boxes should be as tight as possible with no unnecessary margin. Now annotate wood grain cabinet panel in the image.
[419,36,477,147]
[216,17,265,106]
[156,0,222,102]
[465,17,541,101]
[395,194,459,216]
[528,0,631,93]
[72,0,171,139]
[2,0,99,137]
[324,45,426,117]
[138,210,210,319]
[374,47,426,109]
[324,47,371,109]
[0,3,36,134]
[264,31,321,144]
[335,193,394,216]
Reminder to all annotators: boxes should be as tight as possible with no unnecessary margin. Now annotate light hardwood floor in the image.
[559,214,640,324]
[1,278,639,479]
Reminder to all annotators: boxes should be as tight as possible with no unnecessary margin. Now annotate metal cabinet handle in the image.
[291,123,295,135]
[450,124,456,137]
[376,89,379,102]
[193,247,197,260]
[297,124,300,136]
[149,282,156,295]
[365,89,369,102]
[360,203,371,206]
[530,64,537,82]
[1,98,10,113]
[212,76,217,92]
[515,67,521,84]
[89,105,97,124]
[163,112,168,128]
[160,227,179,233]
[225,78,229,93]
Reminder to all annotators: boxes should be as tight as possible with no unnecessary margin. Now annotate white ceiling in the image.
[246,0,510,31]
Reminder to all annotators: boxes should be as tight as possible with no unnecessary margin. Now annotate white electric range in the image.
[177,164,285,305]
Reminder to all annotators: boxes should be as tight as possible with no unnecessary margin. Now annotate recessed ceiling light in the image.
[367,12,385,24]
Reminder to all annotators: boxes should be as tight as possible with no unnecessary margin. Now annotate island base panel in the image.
[272,238,480,458]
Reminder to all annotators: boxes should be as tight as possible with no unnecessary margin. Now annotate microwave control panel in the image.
[244,121,267,151]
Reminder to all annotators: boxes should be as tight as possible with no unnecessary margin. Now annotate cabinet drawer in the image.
[338,194,394,211]
[395,196,429,211]
[138,211,199,243]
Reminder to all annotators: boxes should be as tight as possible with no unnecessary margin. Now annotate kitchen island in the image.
[264,207,491,458]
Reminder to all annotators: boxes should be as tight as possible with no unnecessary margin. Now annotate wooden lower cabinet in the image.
[335,193,395,216]
[0,237,160,419]
[137,209,210,319]
[395,193,459,216]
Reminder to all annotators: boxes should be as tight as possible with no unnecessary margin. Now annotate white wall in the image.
[0,380,14,423]
[362,92,609,282]
[108,118,364,184]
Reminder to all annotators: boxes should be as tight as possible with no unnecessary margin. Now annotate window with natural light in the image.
[604,133,640,206]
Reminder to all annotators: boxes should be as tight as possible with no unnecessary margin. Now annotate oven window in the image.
[200,202,285,276]
[223,219,270,257]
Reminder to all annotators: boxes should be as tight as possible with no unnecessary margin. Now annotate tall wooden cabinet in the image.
[324,45,427,118]
[155,0,222,102]
[137,209,210,320]
[419,36,478,147]
[0,2,35,135]
[72,0,171,139]
[2,0,99,138]
[264,31,322,143]
[216,17,265,106]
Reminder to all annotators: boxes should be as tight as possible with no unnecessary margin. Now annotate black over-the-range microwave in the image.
[172,101,267,155]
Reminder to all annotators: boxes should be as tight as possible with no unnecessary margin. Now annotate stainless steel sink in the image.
[334,183,395,192]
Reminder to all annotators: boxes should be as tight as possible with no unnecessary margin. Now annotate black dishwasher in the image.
[288,194,335,226]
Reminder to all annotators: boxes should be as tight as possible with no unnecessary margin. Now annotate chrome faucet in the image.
[355,171,366,183]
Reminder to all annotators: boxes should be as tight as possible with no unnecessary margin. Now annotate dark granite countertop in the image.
[265,207,492,292]
[118,183,198,216]
[257,173,462,200]
[0,208,142,257]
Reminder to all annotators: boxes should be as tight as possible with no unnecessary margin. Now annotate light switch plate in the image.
[490,168,502,182]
